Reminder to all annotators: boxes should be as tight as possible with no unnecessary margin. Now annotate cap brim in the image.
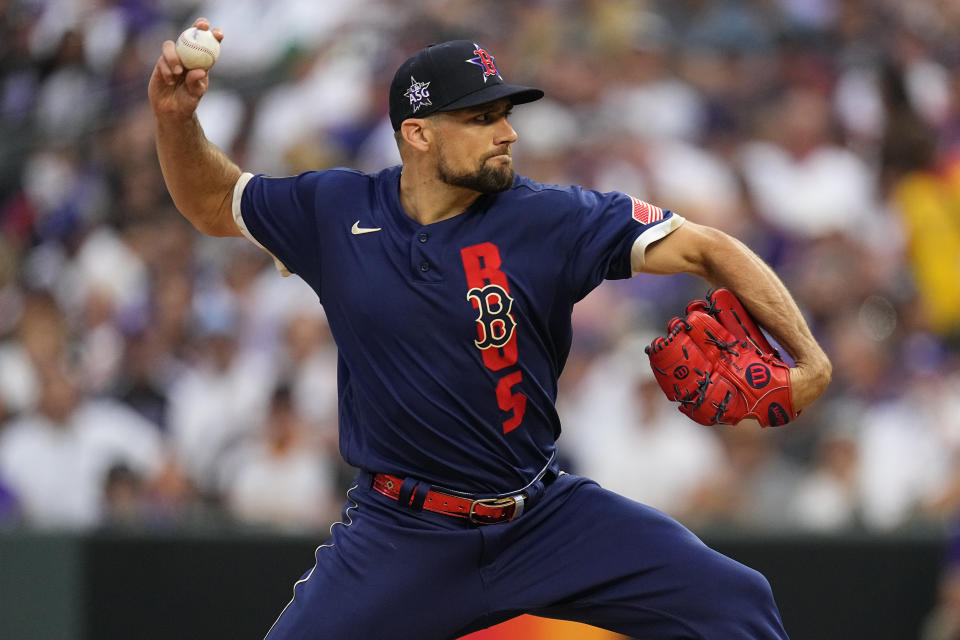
[437,83,544,113]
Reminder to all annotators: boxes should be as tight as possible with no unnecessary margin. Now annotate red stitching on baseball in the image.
[178,34,216,60]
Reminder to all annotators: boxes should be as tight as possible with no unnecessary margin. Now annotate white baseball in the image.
[175,27,220,70]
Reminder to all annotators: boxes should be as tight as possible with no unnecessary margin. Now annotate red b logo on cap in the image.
[472,47,497,77]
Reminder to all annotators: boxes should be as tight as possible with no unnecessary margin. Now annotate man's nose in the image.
[496,118,518,145]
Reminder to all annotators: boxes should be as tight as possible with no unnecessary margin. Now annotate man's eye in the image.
[474,114,490,123]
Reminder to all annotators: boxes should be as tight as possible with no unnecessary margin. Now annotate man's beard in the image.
[437,151,515,193]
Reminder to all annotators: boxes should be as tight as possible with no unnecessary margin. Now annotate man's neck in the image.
[398,168,481,226]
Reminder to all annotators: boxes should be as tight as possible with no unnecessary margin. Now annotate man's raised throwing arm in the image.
[635,221,832,412]
[148,18,241,238]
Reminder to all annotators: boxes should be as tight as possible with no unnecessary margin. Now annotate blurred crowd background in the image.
[1,0,959,553]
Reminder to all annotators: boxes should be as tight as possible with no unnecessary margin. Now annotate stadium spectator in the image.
[0,363,166,528]
[165,300,276,496]
[682,422,804,531]
[560,334,725,518]
[221,385,341,530]
[791,422,862,532]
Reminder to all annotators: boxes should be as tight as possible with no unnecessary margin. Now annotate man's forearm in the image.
[698,233,832,407]
[700,236,805,355]
[155,113,242,237]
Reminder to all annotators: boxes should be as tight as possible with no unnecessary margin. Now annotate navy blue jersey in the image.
[234,165,683,493]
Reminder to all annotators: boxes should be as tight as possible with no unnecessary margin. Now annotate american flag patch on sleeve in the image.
[629,196,664,225]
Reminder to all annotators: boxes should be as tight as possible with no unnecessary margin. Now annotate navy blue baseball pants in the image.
[264,472,788,639]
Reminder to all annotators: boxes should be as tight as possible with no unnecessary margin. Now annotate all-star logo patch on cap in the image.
[389,40,544,131]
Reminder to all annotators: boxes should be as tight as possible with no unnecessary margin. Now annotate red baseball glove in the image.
[645,288,798,427]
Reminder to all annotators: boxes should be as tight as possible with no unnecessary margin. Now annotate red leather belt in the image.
[372,474,525,525]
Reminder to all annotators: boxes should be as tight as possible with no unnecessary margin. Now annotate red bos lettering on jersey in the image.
[460,242,526,433]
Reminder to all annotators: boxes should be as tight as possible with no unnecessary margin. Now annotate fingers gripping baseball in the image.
[646,289,797,427]
[148,18,222,118]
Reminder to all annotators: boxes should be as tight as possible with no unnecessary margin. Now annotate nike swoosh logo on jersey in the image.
[351,221,382,235]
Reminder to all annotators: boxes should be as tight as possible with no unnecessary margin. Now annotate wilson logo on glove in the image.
[745,363,771,389]
[645,288,798,427]
[768,403,790,427]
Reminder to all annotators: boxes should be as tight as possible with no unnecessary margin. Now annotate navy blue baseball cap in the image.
[389,40,544,131]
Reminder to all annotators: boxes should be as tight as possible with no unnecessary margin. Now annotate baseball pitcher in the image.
[149,18,831,640]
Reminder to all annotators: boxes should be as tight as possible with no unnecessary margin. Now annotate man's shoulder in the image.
[510,175,623,210]
[326,165,400,182]
[512,175,581,196]
[256,165,398,190]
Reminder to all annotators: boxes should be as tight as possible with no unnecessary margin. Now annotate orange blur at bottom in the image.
[459,615,628,640]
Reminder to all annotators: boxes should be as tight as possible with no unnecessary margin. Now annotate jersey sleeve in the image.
[565,188,684,301]
[232,171,326,277]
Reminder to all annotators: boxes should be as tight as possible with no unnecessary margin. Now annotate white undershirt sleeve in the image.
[630,214,686,275]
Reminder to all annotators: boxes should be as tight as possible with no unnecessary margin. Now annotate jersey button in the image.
[418,232,429,243]
[419,261,430,272]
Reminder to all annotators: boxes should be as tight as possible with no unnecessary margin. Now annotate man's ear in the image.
[400,118,432,152]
